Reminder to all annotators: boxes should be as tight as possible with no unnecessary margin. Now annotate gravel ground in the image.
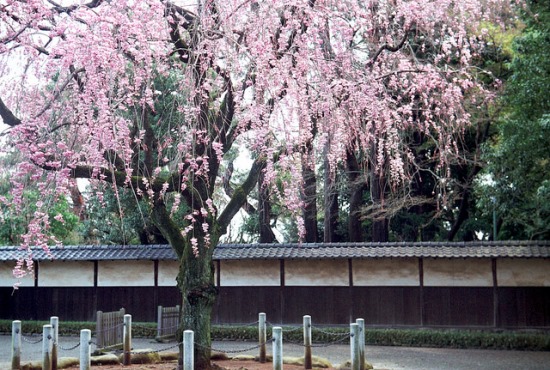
[1,334,550,369]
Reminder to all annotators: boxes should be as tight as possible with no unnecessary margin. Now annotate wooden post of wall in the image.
[492,258,499,328]
[157,306,163,339]
[280,259,285,324]
[419,258,425,326]
[96,311,103,348]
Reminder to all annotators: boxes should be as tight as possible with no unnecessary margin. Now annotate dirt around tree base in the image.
[64,360,338,370]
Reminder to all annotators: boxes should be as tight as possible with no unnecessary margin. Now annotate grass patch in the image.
[0,320,548,351]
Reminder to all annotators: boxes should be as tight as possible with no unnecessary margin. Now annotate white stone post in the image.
[259,312,267,363]
[183,330,194,370]
[123,314,132,365]
[303,315,312,370]
[273,326,283,370]
[42,324,53,370]
[50,316,59,370]
[11,320,21,370]
[350,323,360,370]
[356,318,365,370]
[79,329,91,370]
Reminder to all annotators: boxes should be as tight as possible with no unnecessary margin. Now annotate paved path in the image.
[1,334,549,369]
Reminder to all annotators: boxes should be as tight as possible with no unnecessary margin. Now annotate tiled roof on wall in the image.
[215,241,550,259]
[0,240,549,262]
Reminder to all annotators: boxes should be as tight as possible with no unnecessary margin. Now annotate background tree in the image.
[0,0,513,368]
[0,152,80,245]
[480,0,550,240]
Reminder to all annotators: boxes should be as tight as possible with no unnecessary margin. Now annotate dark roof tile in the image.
[0,241,549,262]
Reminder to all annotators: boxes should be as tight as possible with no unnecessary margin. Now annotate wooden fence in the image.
[96,308,125,349]
[157,305,180,340]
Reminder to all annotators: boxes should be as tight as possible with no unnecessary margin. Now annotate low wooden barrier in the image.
[156,305,180,340]
[95,308,125,349]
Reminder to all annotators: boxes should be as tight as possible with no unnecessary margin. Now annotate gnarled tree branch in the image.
[0,97,22,127]
[217,155,266,234]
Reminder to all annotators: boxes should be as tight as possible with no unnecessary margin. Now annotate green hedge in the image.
[210,325,550,351]
[1,320,548,351]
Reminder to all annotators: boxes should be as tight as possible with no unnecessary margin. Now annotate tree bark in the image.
[346,150,365,242]
[151,199,217,370]
[370,170,389,242]
[302,155,319,243]
[258,169,277,243]
[323,155,339,242]
[176,237,217,370]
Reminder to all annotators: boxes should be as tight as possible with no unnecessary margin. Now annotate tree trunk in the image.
[323,155,339,242]
[258,168,277,243]
[302,155,319,243]
[370,170,389,242]
[346,150,365,242]
[152,200,217,370]
[69,184,86,220]
[176,237,217,370]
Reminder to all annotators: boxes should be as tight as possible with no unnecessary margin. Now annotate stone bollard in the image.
[303,315,312,370]
[80,329,91,370]
[350,323,360,370]
[259,312,267,363]
[12,320,21,370]
[43,324,53,370]
[50,317,59,370]
[273,327,283,370]
[183,330,194,370]
[123,314,132,365]
[356,318,365,370]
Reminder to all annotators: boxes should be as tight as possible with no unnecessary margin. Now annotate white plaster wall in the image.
[497,259,550,286]
[220,260,279,286]
[97,260,154,287]
[423,258,492,287]
[285,259,348,286]
[353,258,419,286]
[158,260,179,287]
[0,262,34,287]
[38,261,94,287]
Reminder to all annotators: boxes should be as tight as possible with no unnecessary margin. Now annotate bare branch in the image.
[0,97,22,127]
[367,29,411,67]
[34,67,85,119]
[46,0,104,14]
[1,25,29,45]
